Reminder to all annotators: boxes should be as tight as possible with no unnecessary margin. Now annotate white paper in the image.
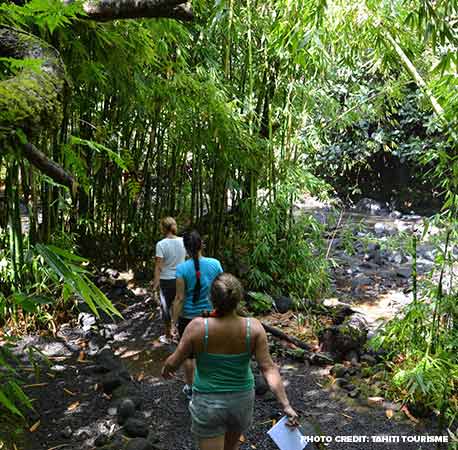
[267,416,308,450]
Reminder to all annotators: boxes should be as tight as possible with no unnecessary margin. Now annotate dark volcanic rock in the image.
[360,353,377,365]
[95,434,111,447]
[126,438,153,450]
[309,352,336,366]
[354,198,387,215]
[334,377,349,389]
[274,296,293,313]
[330,364,348,378]
[396,266,412,279]
[61,425,73,439]
[118,398,136,424]
[318,315,368,361]
[124,418,149,438]
[102,371,130,394]
[114,278,127,288]
[96,348,122,372]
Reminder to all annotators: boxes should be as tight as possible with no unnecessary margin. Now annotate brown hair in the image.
[160,217,177,235]
[210,273,244,316]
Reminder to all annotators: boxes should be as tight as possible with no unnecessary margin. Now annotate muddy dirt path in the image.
[4,270,444,450]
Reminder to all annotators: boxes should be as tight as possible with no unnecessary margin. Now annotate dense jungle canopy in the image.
[0,0,458,448]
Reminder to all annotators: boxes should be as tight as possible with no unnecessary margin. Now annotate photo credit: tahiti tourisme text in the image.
[302,435,449,444]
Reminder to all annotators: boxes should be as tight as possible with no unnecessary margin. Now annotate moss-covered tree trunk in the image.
[0,0,193,187]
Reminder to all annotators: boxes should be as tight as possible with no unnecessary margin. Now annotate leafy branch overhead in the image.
[0,0,193,187]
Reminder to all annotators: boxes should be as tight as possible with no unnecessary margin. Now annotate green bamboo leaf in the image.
[0,389,23,417]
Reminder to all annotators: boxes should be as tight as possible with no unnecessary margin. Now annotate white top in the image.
[155,237,186,280]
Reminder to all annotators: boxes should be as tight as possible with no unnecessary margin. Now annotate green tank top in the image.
[193,318,255,393]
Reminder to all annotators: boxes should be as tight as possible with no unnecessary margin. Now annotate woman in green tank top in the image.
[162,273,298,450]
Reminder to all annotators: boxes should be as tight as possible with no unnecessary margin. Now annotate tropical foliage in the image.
[0,0,457,435]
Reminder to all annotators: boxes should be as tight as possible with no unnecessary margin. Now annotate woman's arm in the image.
[162,319,200,378]
[254,321,299,425]
[171,277,185,324]
[152,256,163,290]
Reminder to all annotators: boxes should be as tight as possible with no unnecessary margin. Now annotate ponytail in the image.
[183,231,203,304]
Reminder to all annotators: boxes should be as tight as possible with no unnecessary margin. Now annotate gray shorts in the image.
[189,389,255,439]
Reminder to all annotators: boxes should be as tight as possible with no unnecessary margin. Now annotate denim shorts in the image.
[189,389,255,438]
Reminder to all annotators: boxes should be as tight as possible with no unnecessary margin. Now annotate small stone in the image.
[382,400,401,411]
[342,383,355,392]
[274,296,293,314]
[126,438,152,450]
[355,198,385,215]
[102,372,124,394]
[310,352,336,366]
[345,350,359,364]
[374,223,385,235]
[97,275,109,285]
[124,418,149,438]
[396,267,412,279]
[111,287,125,299]
[79,312,97,332]
[42,342,72,357]
[105,269,120,279]
[367,396,384,407]
[96,348,122,372]
[351,275,372,291]
[334,378,348,388]
[94,434,110,447]
[348,389,360,398]
[61,426,72,438]
[74,428,90,439]
[330,364,347,378]
[118,398,136,424]
[113,331,130,342]
[360,354,377,365]
[392,252,403,264]
[113,279,127,288]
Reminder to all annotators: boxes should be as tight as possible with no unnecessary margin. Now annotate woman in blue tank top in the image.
[163,273,298,450]
[171,230,223,399]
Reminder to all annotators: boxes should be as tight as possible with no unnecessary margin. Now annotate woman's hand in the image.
[283,404,299,427]
[161,357,177,379]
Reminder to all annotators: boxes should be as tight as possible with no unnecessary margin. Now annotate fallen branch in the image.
[22,143,77,193]
[261,322,311,352]
[77,0,193,21]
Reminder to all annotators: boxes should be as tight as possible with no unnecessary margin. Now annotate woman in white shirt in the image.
[152,217,186,344]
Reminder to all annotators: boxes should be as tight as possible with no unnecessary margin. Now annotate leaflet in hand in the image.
[267,416,308,450]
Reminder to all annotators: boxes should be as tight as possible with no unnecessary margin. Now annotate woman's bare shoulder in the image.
[189,317,205,330]
[247,317,265,335]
